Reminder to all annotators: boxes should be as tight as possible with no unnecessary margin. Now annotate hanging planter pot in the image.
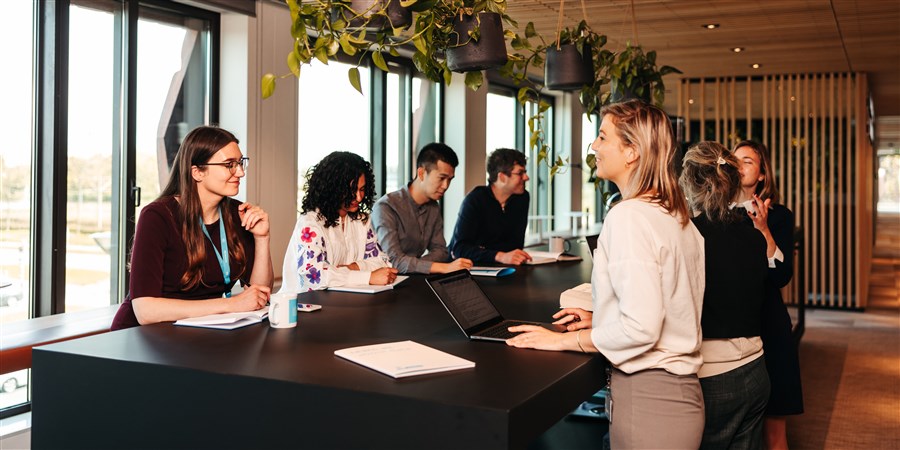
[445,12,508,73]
[545,44,593,91]
[333,0,411,31]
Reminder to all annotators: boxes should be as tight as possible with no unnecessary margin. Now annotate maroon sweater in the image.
[111,196,256,330]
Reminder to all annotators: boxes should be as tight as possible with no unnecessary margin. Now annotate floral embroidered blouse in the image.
[280,211,391,293]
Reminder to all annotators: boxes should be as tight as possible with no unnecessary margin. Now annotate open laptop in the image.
[425,270,567,342]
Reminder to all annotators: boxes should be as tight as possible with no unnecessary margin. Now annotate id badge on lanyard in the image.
[201,207,232,298]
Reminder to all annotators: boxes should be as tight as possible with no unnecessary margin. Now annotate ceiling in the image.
[506,0,900,119]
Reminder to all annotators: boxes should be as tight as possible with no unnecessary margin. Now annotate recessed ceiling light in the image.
[790,96,796,102]
[702,24,719,29]
[731,47,744,53]
[750,63,760,69]
[688,99,695,105]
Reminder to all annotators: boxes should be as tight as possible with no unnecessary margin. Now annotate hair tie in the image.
[716,156,726,166]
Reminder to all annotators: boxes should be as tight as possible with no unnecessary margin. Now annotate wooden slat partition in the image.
[676,72,874,309]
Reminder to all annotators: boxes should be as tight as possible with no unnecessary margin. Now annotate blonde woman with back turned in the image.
[506,100,706,449]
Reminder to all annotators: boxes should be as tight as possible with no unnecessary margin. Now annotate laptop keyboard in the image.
[478,321,535,339]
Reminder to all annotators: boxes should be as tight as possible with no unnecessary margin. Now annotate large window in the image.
[297,60,370,213]
[0,0,35,412]
[297,59,441,209]
[582,113,600,224]
[0,0,217,417]
[0,1,35,327]
[485,88,556,240]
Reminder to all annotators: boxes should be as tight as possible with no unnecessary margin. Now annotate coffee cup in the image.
[269,293,298,328]
[549,236,570,253]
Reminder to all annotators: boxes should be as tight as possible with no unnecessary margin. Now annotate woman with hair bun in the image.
[281,151,397,293]
[111,126,274,330]
[681,141,770,449]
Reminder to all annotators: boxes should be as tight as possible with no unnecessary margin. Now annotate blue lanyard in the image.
[200,206,231,297]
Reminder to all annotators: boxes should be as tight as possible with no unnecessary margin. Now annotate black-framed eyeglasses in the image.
[509,170,527,177]
[197,157,249,174]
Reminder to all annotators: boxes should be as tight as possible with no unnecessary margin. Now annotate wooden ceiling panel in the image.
[505,0,900,115]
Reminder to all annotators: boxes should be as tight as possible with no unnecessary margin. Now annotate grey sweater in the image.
[371,185,450,274]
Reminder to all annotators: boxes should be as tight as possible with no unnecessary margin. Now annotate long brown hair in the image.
[160,126,247,291]
[600,100,690,225]
[680,141,743,223]
[732,140,780,204]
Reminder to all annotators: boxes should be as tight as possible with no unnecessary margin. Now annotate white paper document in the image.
[468,267,516,277]
[327,275,409,294]
[334,340,475,378]
[174,308,269,330]
[525,251,583,265]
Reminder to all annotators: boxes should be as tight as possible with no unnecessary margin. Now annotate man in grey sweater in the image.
[372,143,473,274]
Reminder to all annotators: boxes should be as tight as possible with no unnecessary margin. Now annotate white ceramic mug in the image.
[549,236,570,253]
[269,293,298,328]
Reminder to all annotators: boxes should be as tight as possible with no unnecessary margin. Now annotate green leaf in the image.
[291,20,306,40]
[314,46,329,64]
[338,34,356,56]
[525,22,536,38]
[465,71,484,91]
[399,0,417,7]
[348,67,363,95]
[530,130,540,151]
[388,47,400,57]
[372,51,390,72]
[412,35,428,55]
[443,67,453,86]
[517,87,530,104]
[261,73,276,99]
[406,0,436,12]
[287,50,301,77]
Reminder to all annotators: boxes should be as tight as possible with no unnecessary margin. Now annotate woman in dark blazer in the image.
[733,140,804,450]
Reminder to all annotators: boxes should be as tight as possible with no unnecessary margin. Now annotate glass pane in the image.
[582,113,599,225]
[524,100,552,220]
[411,75,441,161]
[385,70,410,193]
[136,9,210,216]
[878,154,900,213]
[66,4,116,313]
[0,369,29,411]
[485,92,516,156]
[0,1,34,324]
[297,60,370,215]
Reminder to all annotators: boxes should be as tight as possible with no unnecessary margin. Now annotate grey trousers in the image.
[610,368,705,449]
[699,357,770,450]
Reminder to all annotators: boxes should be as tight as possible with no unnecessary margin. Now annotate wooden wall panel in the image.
[680,72,873,309]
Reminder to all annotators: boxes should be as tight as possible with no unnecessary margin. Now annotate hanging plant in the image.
[262,0,518,98]
[602,43,682,107]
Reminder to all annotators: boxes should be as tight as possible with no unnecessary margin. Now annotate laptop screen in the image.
[429,271,502,331]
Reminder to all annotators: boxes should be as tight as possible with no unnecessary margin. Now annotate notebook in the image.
[327,275,409,294]
[425,270,566,342]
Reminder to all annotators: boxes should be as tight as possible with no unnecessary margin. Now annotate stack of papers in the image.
[327,275,409,294]
[334,340,475,378]
[525,251,583,265]
[469,266,516,277]
[174,308,269,330]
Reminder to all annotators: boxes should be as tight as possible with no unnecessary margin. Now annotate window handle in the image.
[132,186,142,208]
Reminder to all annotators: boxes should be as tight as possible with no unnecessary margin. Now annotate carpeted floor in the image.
[788,307,900,449]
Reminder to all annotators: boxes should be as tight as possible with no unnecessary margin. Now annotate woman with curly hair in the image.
[281,151,397,293]
[681,141,770,449]
[111,126,273,330]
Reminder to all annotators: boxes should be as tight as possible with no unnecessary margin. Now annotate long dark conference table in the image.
[31,245,605,449]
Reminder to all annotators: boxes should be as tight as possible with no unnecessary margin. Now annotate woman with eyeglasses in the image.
[506,100,706,449]
[733,140,803,450]
[280,151,396,293]
[681,141,770,449]
[111,126,273,330]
